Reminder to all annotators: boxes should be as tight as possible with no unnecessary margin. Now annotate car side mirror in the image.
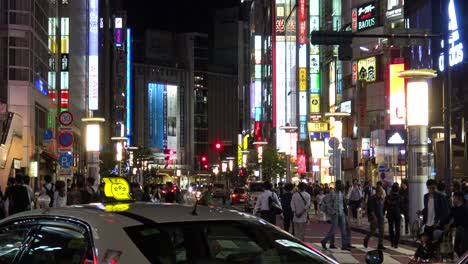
[365,250,384,264]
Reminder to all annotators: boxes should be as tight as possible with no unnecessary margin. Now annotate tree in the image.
[245,144,286,182]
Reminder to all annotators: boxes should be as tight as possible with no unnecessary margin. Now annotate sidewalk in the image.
[308,210,418,247]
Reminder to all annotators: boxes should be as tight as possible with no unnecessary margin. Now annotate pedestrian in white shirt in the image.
[253,181,281,225]
[53,181,67,208]
[291,182,311,241]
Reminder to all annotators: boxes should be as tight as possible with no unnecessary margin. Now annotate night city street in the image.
[0,0,467,263]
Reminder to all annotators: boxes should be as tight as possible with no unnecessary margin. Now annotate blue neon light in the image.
[126,28,132,144]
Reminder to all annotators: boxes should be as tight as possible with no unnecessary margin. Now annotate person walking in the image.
[53,181,67,208]
[253,181,282,225]
[291,182,311,241]
[347,179,362,223]
[421,179,449,241]
[444,191,468,258]
[316,189,326,222]
[364,185,386,250]
[385,183,402,248]
[5,175,31,216]
[321,180,350,250]
[23,175,34,210]
[400,180,410,234]
[280,183,294,234]
[41,174,55,208]
[67,183,81,205]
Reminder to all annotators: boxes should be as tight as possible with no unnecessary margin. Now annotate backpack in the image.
[44,184,55,208]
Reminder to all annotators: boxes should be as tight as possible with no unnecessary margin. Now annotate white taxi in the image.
[0,177,338,264]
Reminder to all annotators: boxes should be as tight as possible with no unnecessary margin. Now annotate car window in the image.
[124,221,333,264]
[0,222,35,264]
[19,225,91,264]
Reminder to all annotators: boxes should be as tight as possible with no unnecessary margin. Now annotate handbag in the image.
[298,192,310,222]
[269,193,283,215]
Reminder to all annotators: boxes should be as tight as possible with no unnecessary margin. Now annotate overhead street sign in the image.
[58,111,74,126]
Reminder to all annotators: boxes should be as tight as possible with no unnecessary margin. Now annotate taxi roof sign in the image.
[103,177,133,201]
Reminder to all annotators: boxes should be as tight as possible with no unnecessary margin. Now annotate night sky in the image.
[123,0,239,33]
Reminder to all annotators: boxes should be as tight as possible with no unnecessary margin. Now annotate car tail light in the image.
[232,194,236,198]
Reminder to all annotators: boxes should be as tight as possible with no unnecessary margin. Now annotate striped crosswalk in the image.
[310,243,414,264]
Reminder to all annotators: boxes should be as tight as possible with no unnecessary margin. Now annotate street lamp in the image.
[399,69,437,225]
[324,112,351,182]
[279,125,298,183]
[82,117,105,185]
[111,136,128,176]
[253,141,268,181]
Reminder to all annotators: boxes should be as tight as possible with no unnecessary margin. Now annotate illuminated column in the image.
[399,70,437,224]
[82,117,105,185]
[253,141,268,182]
[111,137,128,176]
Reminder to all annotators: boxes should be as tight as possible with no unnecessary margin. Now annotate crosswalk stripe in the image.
[382,254,401,264]
[354,244,375,253]
[311,243,348,253]
[332,253,360,264]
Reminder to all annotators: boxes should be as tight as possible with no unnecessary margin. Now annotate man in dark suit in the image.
[422,179,449,239]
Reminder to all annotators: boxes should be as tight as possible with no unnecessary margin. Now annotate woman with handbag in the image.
[253,181,282,224]
[291,182,311,241]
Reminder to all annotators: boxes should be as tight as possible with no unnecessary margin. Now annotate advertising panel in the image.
[407,81,429,126]
[310,94,320,113]
[88,0,99,110]
[299,68,307,91]
[310,55,320,74]
[148,83,165,150]
[329,61,336,108]
[438,0,464,71]
[310,74,320,94]
[386,130,406,145]
[389,63,406,125]
[358,56,377,82]
[299,92,307,115]
[166,85,178,153]
[308,122,328,132]
[297,154,306,174]
[276,42,288,153]
[355,2,378,32]
[115,28,122,47]
[115,17,122,28]
[254,81,261,108]
[386,0,403,21]
[352,61,358,84]
[290,132,298,159]
[126,28,132,139]
[299,116,307,140]
[299,45,307,67]
[298,0,307,44]
[311,141,325,158]
[339,101,352,113]
[250,82,255,119]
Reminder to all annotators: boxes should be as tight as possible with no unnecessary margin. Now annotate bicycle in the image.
[411,210,424,241]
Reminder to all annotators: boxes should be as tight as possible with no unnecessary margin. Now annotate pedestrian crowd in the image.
[251,177,468,261]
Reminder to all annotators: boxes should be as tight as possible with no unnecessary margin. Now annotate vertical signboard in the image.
[166,85,178,153]
[126,28,132,142]
[329,60,336,108]
[298,0,307,44]
[275,0,288,153]
[389,63,405,125]
[88,0,99,110]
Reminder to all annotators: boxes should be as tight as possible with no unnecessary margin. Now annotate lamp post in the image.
[324,112,351,182]
[82,117,105,185]
[111,136,128,176]
[279,125,298,183]
[253,141,268,181]
[399,69,437,224]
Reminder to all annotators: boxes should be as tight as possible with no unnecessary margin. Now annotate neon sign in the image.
[439,0,464,71]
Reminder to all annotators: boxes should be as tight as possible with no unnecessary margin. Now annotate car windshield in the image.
[234,188,245,194]
[124,220,332,264]
[249,183,264,192]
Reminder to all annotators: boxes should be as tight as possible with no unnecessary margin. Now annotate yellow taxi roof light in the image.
[103,177,133,201]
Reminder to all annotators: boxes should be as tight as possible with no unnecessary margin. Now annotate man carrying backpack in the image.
[41,175,55,208]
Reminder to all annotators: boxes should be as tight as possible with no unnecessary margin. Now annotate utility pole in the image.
[442,0,452,192]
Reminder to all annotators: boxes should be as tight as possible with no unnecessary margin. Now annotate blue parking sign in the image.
[58,153,73,169]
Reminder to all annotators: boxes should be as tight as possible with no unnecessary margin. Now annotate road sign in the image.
[58,131,74,147]
[58,111,73,126]
[378,164,387,173]
[58,153,73,169]
[342,137,353,149]
[43,129,53,141]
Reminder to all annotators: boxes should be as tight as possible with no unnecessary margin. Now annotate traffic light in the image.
[201,156,207,162]
[163,149,176,161]
[200,155,208,170]
[214,142,222,151]
[203,164,209,170]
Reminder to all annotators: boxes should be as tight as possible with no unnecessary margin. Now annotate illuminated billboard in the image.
[148,83,179,153]
[389,63,405,125]
[329,61,336,108]
[276,42,288,153]
[407,81,428,126]
[358,56,377,82]
[88,0,99,110]
[126,28,132,141]
[438,0,464,71]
